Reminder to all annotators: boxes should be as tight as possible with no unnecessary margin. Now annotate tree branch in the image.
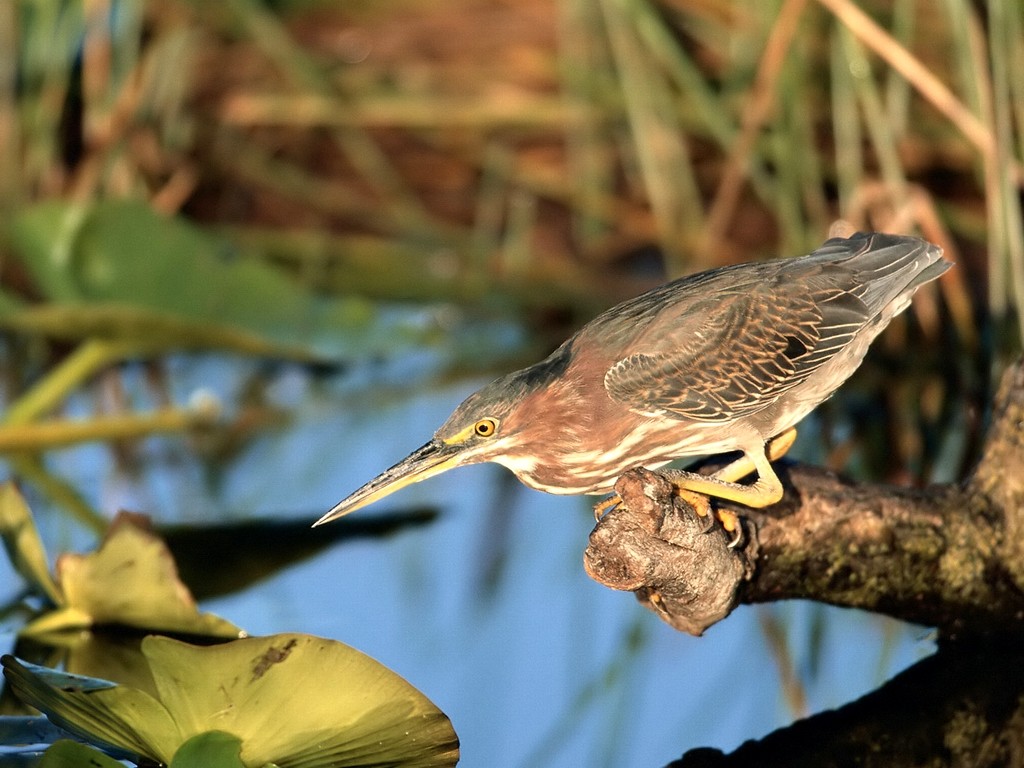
[584,356,1024,637]
[665,636,1024,768]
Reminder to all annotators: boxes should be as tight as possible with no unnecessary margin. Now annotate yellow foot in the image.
[597,479,744,548]
[593,494,621,521]
[671,489,712,520]
[673,487,742,548]
[717,509,744,549]
[646,588,670,619]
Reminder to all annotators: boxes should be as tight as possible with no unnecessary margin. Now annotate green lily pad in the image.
[37,739,127,768]
[170,731,247,768]
[16,630,159,700]
[2,497,243,640]
[19,513,242,639]
[2,656,175,759]
[3,633,460,767]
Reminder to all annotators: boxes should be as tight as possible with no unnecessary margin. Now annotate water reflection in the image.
[2,354,949,767]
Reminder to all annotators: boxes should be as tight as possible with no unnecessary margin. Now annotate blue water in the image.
[0,354,935,767]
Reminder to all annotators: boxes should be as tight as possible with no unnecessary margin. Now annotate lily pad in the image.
[3,633,460,767]
[20,513,242,639]
[13,630,159,701]
[0,487,242,640]
[170,731,247,768]
[37,739,127,768]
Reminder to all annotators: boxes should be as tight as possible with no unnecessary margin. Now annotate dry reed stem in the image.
[698,0,808,261]
[816,0,1022,183]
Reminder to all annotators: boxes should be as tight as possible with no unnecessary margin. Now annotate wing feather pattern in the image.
[603,233,943,423]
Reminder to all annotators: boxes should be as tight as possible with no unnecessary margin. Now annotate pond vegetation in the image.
[0,1,1020,765]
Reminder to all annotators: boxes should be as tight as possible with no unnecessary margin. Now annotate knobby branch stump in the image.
[584,356,1024,637]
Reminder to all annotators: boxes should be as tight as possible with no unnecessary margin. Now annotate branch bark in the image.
[584,356,1024,637]
[665,636,1024,768]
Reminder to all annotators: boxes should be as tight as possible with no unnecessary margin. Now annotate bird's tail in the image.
[826,231,950,313]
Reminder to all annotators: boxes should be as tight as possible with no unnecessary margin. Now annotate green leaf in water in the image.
[18,513,242,640]
[37,739,129,768]
[2,633,460,768]
[170,731,247,768]
[1,656,178,760]
[23,630,159,700]
[0,483,63,605]
[143,633,460,768]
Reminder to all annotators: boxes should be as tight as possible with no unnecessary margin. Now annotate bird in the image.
[315,231,949,533]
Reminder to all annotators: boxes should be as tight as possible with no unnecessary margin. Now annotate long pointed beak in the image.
[314,439,466,527]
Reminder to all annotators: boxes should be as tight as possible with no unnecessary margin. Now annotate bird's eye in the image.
[474,418,498,437]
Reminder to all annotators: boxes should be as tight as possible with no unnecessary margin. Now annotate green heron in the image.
[316,231,948,531]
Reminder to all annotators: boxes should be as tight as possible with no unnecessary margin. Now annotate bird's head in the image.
[314,373,544,527]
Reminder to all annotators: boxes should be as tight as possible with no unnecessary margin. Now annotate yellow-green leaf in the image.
[38,739,127,768]
[143,633,459,768]
[19,606,93,636]
[170,731,247,768]
[57,517,243,638]
[0,482,62,604]
[28,628,160,699]
[3,634,459,768]
[1,655,180,762]
[19,514,242,640]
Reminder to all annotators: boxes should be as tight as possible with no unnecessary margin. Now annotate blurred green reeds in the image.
[1,0,1016,322]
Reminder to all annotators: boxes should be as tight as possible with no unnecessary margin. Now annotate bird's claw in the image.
[598,486,745,547]
[593,494,621,521]
[722,513,745,549]
[697,506,716,534]
[645,588,670,618]
[674,487,744,548]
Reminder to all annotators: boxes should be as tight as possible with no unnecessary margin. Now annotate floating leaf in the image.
[170,731,247,768]
[38,739,128,768]
[0,483,62,605]
[18,607,94,637]
[2,633,460,767]
[16,630,159,699]
[18,514,242,640]
[1,656,176,759]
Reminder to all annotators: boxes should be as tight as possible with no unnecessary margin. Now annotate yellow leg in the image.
[713,426,797,484]
[661,427,796,508]
[666,428,797,547]
[593,428,797,521]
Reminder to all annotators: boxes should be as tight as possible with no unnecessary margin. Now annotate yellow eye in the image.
[474,418,498,437]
